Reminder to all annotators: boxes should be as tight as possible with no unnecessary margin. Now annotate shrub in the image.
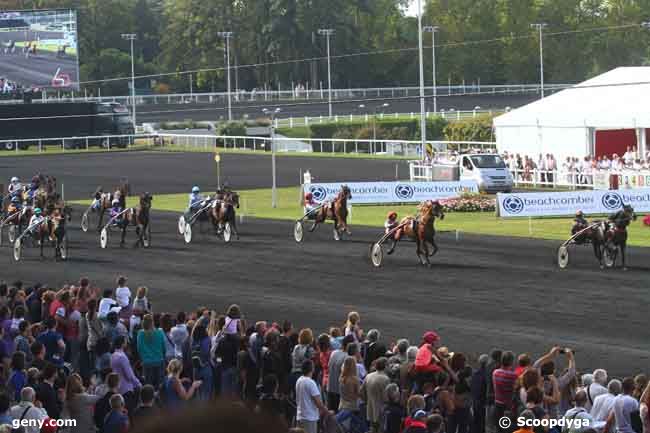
[439,192,496,212]
[443,115,494,142]
[216,122,247,137]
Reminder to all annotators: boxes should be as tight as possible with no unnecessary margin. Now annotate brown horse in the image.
[311,185,352,240]
[93,181,129,230]
[119,192,153,248]
[209,190,240,239]
[390,200,445,266]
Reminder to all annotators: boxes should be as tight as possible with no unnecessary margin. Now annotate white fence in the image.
[274,109,498,128]
[1,83,570,106]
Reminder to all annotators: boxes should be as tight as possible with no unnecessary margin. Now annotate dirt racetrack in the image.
[1,151,649,376]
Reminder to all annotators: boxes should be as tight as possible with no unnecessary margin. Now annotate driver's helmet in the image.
[341,184,348,190]
[34,208,42,215]
[112,199,120,207]
[623,204,634,213]
[192,186,200,193]
[10,177,18,184]
[576,210,584,218]
[305,192,313,200]
[11,196,20,204]
[387,211,397,220]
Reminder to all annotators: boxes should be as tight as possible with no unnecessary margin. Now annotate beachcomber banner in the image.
[304,181,479,205]
[497,189,650,217]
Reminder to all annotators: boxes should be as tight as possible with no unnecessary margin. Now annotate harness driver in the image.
[110,199,125,227]
[384,211,403,241]
[571,210,589,235]
[188,186,209,213]
[304,192,319,218]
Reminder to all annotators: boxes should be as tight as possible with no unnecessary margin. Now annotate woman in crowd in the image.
[7,351,27,402]
[640,382,650,433]
[63,373,102,433]
[137,314,166,390]
[344,312,363,342]
[337,356,365,432]
[190,320,213,400]
[161,358,202,409]
[84,299,103,376]
[290,328,315,390]
[317,333,332,392]
[448,352,473,433]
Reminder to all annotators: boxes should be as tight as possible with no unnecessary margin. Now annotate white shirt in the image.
[10,402,49,433]
[612,394,639,433]
[296,375,320,422]
[591,392,617,428]
[586,383,608,411]
[98,297,116,319]
[623,151,635,165]
[115,285,131,308]
[562,407,595,433]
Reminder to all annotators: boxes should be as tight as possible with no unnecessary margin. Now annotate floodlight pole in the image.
[531,24,548,99]
[121,33,137,128]
[318,29,335,118]
[218,32,234,121]
[423,26,439,114]
[417,0,427,160]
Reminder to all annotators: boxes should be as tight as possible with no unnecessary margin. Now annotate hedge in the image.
[308,117,447,141]
[443,115,494,142]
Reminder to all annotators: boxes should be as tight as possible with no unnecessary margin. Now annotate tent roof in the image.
[493,67,650,129]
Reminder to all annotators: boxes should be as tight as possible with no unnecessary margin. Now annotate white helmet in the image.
[10,177,18,183]
[112,199,120,206]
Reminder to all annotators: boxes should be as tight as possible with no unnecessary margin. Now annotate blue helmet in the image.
[11,196,20,203]
[192,186,200,193]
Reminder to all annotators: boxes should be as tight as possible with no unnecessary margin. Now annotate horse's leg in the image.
[231,214,240,239]
[39,232,45,258]
[134,225,142,248]
[429,237,439,257]
[621,242,627,271]
[387,238,397,255]
[120,223,126,247]
[415,238,426,266]
[421,238,431,266]
[593,241,604,269]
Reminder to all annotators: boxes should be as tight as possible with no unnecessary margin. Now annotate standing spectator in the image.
[8,351,27,402]
[586,369,609,411]
[604,377,639,433]
[591,379,622,433]
[114,276,131,315]
[634,375,648,401]
[93,373,120,431]
[110,335,141,411]
[63,373,101,433]
[471,354,489,433]
[291,329,315,391]
[493,351,518,432]
[344,312,362,342]
[137,314,166,390]
[295,360,328,433]
[132,384,159,427]
[170,312,188,360]
[525,388,548,433]
[327,334,354,411]
[102,394,129,433]
[159,314,175,363]
[160,359,201,409]
[0,393,10,427]
[561,390,593,433]
[98,289,117,320]
[245,321,267,401]
[317,334,332,392]
[383,383,405,433]
[9,388,49,433]
[361,357,390,433]
[190,321,213,400]
[640,382,650,433]
[449,352,473,433]
[37,317,65,367]
[362,329,386,371]
[337,356,364,432]
[214,305,241,398]
[36,364,61,420]
[132,286,151,314]
[84,299,103,375]
[513,410,536,433]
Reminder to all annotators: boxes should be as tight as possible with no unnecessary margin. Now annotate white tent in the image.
[493,67,650,161]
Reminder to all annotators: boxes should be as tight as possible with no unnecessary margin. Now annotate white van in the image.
[458,153,514,193]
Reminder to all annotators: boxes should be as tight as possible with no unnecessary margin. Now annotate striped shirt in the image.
[493,367,518,407]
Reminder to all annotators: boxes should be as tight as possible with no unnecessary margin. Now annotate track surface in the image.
[1,152,649,376]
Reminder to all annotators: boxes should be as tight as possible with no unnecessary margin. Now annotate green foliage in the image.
[444,115,494,142]
[217,122,247,137]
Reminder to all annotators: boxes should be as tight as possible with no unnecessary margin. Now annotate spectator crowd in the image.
[0,277,646,433]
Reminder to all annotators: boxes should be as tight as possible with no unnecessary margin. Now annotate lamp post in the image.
[217,31,234,121]
[423,26,439,114]
[318,29,335,118]
[417,0,427,160]
[121,33,137,128]
[263,107,282,208]
[530,23,548,99]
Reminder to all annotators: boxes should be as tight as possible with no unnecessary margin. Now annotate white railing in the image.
[0,83,571,106]
[273,109,497,128]
[0,134,157,153]
[509,168,596,189]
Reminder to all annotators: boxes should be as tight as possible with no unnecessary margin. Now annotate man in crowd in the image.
[561,390,594,433]
[295,360,328,433]
[361,357,390,433]
[591,379,622,432]
[10,387,50,433]
[493,351,517,432]
[604,377,639,433]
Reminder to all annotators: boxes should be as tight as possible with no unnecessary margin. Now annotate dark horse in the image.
[311,185,352,240]
[119,192,153,248]
[594,205,636,270]
[209,190,240,239]
[389,200,445,266]
[47,204,72,260]
[94,181,129,231]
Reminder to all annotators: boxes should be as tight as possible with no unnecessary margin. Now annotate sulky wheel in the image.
[100,228,109,249]
[81,212,89,233]
[294,221,304,243]
[603,246,617,268]
[223,222,232,243]
[370,243,384,268]
[13,239,22,262]
[8,225,17,244]
[333,228,341,241]
[59,235,69,261]
[557,245,569,269]
[183,224,193,244]
[178,215,186,235]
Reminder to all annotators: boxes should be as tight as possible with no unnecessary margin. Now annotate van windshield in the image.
[470,155,506,169]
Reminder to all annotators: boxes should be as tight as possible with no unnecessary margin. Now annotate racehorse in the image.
[93,181,130,231]
[119,192,153,248]
[594,205,636,270]
[310,185,352,239]
[209,190,240,239]
[47,205,72,260]
[390,200,445,266]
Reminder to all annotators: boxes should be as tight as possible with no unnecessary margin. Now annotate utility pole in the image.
[417,0,427,160]
[318,29,335,118]
[218,31,234,121]
[263,108,282,208]
[531,23,548,99]
[423,26,439,113]
[121,33,137,128]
